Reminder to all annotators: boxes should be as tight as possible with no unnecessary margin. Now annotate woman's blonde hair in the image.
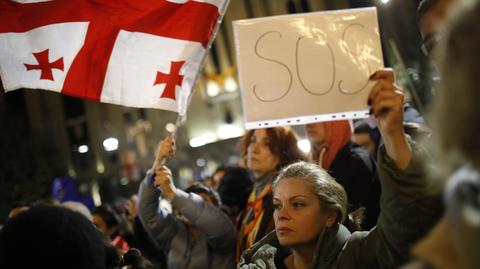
[272,161,347,224]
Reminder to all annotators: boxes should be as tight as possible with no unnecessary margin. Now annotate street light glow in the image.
[78,144,89,153]
[297,139,311,154]
[103,137,119,151]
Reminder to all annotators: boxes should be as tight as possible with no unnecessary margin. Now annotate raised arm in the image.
[137,135,179,250]
[137,171,179,251]
[368,69,442,267]
[154,165,236,253]
[369,69,412,170]
[340,69,442,268]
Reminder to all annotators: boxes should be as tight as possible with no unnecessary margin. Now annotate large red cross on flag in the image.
[0,0,228,115]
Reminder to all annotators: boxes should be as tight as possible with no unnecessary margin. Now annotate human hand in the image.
[153,165,176,200]
[152,135,176,169]
[368,69,411,170]
[125,195,138,222]
[368,69,405,137]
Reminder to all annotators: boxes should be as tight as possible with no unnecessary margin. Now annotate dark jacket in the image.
[238,140,443,269]
[329,141,380,230]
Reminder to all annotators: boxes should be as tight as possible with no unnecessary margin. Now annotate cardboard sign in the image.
[233,7,383,129]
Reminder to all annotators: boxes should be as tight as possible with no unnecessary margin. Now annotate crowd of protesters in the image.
[1,0,480,268]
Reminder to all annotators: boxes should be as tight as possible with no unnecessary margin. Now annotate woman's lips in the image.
[277,227,293,233]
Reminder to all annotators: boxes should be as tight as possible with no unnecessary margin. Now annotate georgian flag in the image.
[0,0,228,115]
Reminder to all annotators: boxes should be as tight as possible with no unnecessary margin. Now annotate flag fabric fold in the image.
[0,0,228,115]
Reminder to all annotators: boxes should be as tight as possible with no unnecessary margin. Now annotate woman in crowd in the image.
[137,136,236,269]
[238,159,440,269]
[236,127,306,259]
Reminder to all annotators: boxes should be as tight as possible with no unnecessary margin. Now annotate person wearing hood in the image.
[305,120,380,230]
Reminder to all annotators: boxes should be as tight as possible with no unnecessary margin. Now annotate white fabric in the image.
[0,22,88,92]
[100,30,206,114]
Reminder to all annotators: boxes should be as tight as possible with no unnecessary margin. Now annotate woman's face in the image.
[273,177,335,247]
[246,129,280,178]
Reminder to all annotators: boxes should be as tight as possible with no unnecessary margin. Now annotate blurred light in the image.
[228,155,240,165]
[120,177,129,186]
[207,80,220,97]
[189,133,217,148]
[78,183,89,193]
[103,137,119,151]
[196,158,206,167]
[217,124,244,140]
[380,0,390,3]
[96,161,105,174]
[165,122,176,133]
[224,77,238,92]
[68,167,76,177]
[92,182,102,206]
[78,144,89,153]
[297,139,311,153]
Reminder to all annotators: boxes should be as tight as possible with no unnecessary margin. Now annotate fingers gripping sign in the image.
[368,68,412,170]
[368,68,405,136]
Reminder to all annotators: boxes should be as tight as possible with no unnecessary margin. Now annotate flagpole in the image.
[176,0,232,127]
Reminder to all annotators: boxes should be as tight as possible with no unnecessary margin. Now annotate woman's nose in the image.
[276,206,290,220]
[249,142,260,153]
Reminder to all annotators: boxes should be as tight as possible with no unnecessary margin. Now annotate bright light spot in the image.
[103,137,119,151]
[297,139,311,153]
[165,122,176,133]
[196,158,206,167]
[78,144,89,153]
[207,80,220,97]
[92,182,102,206]
[217,124,244,140]
[189,133,217,148]
[224,77,238,92]
[380,0,390,3]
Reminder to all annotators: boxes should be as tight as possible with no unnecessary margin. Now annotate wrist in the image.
[163,188,177,201]
[381,129,412,170]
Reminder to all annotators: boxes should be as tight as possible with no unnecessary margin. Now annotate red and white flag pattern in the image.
[0,0,228,115]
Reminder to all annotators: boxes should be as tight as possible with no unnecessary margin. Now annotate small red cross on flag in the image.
[154,61,186,100]
[0,0,229,116]
[24,49,64,81]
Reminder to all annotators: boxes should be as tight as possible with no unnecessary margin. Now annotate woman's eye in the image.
[273,204,282,210]
[293,202,305,208]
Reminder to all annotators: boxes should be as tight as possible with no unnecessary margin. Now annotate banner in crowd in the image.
[0,0,228,116]
[233,7,384,129]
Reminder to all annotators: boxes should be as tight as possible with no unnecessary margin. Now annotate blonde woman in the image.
[238,159,440,269]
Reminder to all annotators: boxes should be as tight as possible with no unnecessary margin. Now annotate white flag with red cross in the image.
[0,0,228,116]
